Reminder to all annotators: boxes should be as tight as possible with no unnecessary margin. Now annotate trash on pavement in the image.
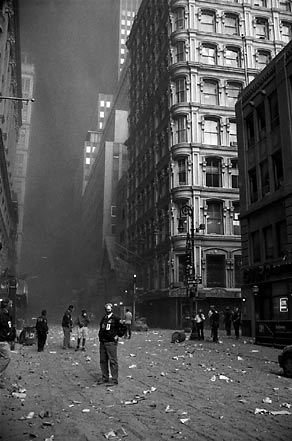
[254,408,268,414]
[262,397,272,404]
[128,364,137,368]
[165,404,174,412]
[281,403,291,408]
[26,411,34,419]
[219,375,232,382]
[210,375,216,382]
[237,356,243,361]
[82,408,90,412]
[270,410,291,415]
[44,436,54,441]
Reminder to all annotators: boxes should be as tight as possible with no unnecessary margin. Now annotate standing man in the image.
[194,309,205,340]
[223,306,233,336]
[35,309,49,352]
[62,305,74,349]
[0,299,15,380]
[75,309,90,351]
[232,307,241,339]
[210,305,220,343]
[98,303,122,385]
[124,308,133,339]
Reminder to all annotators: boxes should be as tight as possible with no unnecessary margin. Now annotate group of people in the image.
[192,305,241,343]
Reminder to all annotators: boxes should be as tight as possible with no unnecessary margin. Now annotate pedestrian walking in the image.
[124,308,133,339]
[62,305,74,349]
[0,299,15,382]
[232,307,241,339]
[223,306,233,336]
[75,309,90,351]
[209,305,220,343]
[98,303,122,385]
[35,310,49,352]
[194,309,205,340]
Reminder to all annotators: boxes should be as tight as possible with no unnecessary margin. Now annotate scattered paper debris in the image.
[263,397,272,404]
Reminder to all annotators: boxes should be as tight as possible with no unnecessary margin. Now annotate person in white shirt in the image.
[194,309,205,340]
[124,309,133,339]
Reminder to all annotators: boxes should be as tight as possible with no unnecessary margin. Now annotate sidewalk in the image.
[0,326,291,441]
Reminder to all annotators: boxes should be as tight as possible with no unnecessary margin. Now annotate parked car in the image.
[278,345,292,377]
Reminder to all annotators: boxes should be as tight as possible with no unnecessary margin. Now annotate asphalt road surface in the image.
[0,326,291,441]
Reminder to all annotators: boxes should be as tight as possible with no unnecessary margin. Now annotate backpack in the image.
[117,322,127,337]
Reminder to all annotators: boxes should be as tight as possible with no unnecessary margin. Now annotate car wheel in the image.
[283,356,292,377]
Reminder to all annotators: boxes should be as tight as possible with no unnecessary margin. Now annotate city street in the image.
[0,326,291,441]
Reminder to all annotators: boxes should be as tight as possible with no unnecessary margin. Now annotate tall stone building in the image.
[125,0,291,328]
[0,0,22,282]
[236,38,292,343]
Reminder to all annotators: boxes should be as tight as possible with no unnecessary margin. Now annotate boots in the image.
[81,338,86,351]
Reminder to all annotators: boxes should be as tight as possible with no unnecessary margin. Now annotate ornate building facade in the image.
[126,0,291,328]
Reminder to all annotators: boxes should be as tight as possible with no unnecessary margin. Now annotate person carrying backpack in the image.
[35,309,49,352]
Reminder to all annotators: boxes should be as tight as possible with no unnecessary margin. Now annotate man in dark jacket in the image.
[62,305,74,349]
[232,307,241,339]
[36,310,49,352]
[75,309,90,351]
[98,303,121,385]
[0,299,15,376]
[210,305,220,343]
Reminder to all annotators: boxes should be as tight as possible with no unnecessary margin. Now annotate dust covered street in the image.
[0,326,291,441]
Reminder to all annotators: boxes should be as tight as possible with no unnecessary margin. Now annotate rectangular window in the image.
[224,14,239,35]
[178,255,186,282]
[269,91,279,129]
[111,206,117,217]
[249,168,258,203]
[206,255,226,287]
[176,78,186,103]
[176,41,185,62]
[226,47,241,67]
[178,158,187,185]
[280,1,291,12]
[281,22,292,43]
[231,159,239,188]
[201,45,216,65]
[229,121,237,145]
[256,18,269,40]
[254,0,267,6]
[175,7,185,29]
[234,255,242,288]
[272,150,284,190]
[204,118,220,145]
[207,201,223,234]
[251,230,261,263]
[177,116,187,143]
[201,11,216,33]
[206,158,221,187]
[257,50,271,69]
[260,160,270,196]
[232,201,241,235]
[276,220,287,258]
[257,103,266,140]
[203,80,218,105]
[246,114,255,148]
[227,82,242,107]
[263,225,274,259]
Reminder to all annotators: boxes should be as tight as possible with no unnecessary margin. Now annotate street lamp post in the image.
[133,274,137,320]
[178,205,202,336]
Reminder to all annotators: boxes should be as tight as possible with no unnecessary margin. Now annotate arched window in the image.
[202,80,219,105]
[207,200,223,234]
[206,157,222,187]
[201,43,217,65]
[201,10,216,33]
[225,46,241,67]
[224,13,239,35]
[204,117,221,145]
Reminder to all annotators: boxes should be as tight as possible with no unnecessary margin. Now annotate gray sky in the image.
[19,0,119,314]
